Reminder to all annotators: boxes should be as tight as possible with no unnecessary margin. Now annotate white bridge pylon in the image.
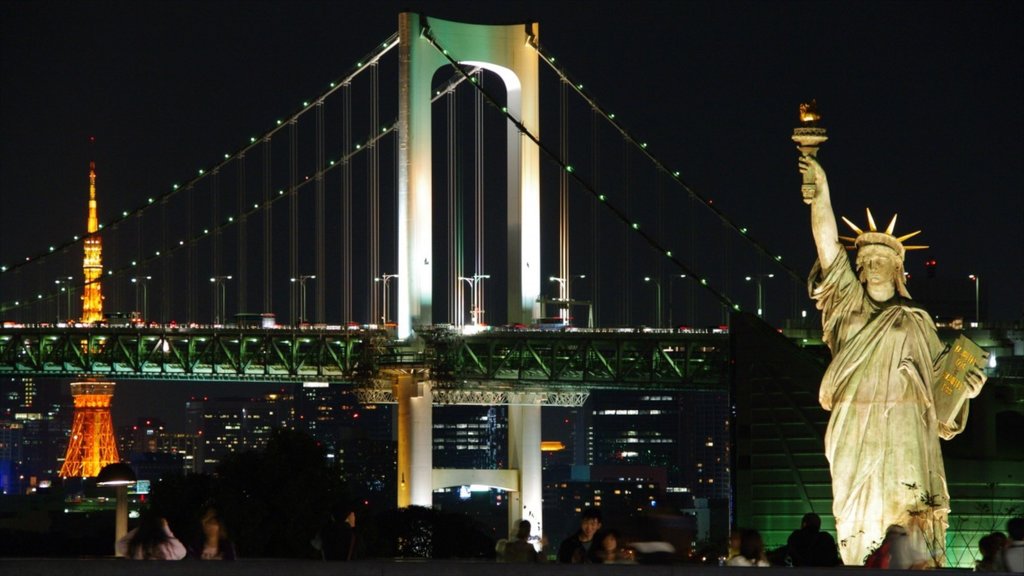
[397,13,541,340]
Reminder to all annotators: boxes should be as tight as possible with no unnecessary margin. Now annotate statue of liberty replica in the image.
[794,102,988,566]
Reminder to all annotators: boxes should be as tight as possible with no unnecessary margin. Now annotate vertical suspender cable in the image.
[721,222,729,325]
[657,171,664,327]
[237,154,247,315]
[289,119,298,325]
[161,196,169,322]
[187,184,196,323]
[136,212,143,315]
[342,83,353,323]
[212,170,220,284]
[621,141,631,326]
[559,79,569,320]
[474,71,485,324]
[447,91,459,324]
[368,62,380,323]
[315,99,325,323]
[590,108,600,326]
[688,193,695,326]
[262,137,272,316]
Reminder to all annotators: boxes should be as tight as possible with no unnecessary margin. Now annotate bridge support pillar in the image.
[507,393,543,543]
[395,374,433,508]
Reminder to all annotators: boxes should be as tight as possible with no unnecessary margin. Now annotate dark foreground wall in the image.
[0,559,949,576]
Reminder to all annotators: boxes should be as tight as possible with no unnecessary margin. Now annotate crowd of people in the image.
[114,501,1022,571]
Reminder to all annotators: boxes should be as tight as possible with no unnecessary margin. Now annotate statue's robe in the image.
[810,250,970,566]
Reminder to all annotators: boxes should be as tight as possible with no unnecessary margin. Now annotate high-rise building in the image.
[185,390,293,473]
[585,390,730,498]
[587,391,684,484]
[432,405,506,470]
[0,421,24,494]
[1,377,70,482]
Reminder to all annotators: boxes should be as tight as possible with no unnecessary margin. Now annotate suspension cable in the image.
[531,42,804,285]
[419,24,744,313]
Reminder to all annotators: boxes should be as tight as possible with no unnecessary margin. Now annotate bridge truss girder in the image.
[0,327,379,382]
[0,328,729,393]
[430,330,729,392]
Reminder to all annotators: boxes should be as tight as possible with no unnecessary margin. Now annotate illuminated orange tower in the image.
[59,382,120,478]
[81,161,104,323]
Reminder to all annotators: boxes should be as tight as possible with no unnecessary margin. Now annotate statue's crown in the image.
[839,208,928,262]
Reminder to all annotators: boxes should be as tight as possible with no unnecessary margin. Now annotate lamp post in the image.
[643,276,663,328]
[97,462,137,557]
[549,276,568,323]
[744,273,775,318]
[55,277,73,322]
[130,276,152,321]
[571,274,591,328]
[376,273,398,324]
[668,273,687,328]
[209,276,232,325]
[459,274,490,325]
[968,274,980,326]
[290,275,316,325]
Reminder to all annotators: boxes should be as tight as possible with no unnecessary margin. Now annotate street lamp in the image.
[54,276,73,322]
[97,462,137,557]
[570,274,592,328]
[290,275,316,325]
[130,276,152,321]
[375,273,398,324]
[744,273,775,318]
[459,274,490,325]
[209,275,232,325]
[549,276,569,323]
[968,274,980,326]
[668,273,687,328]
[643,276,663,328]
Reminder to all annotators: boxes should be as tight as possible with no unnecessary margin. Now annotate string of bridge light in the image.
[0,121,400,315]
[530,41,805,285]
[420,25,744,313]
[0,64,486,315]
[0,33,399,279]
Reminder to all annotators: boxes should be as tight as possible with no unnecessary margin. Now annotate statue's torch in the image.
[792,100,828,204]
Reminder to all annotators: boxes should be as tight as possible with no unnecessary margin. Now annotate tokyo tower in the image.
[60,160,119,478]
[59,382,120,478]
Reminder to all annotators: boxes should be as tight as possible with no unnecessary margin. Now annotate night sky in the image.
[2,1,1021,427]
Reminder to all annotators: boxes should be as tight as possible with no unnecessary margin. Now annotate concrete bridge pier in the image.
[395,373,433,508]
[507,393,543,542]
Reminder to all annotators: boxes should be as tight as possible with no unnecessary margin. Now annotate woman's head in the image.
[600,529,620,551]
[201,508,227,541]
[128,510,171,558]
[738,529,765,562]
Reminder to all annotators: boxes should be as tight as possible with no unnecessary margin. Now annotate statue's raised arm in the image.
[800,156,841,268]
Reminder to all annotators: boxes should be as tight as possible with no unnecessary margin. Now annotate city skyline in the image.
[1,1,1021,325]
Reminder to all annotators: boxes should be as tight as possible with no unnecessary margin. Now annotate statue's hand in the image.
[798,155,827,204]
[964,366,987,398]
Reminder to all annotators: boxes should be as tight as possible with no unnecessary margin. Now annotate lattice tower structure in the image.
[59,381,120,478]
[81,161,104,323]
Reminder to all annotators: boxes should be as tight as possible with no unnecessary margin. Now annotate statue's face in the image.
[856,245,900,289]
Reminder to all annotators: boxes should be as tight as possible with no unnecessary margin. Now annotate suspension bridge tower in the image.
[80,161,104,324]
[59,381,120,478]
[392,11,545,544]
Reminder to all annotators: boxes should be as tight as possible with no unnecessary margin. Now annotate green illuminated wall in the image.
[731,312,1024,568]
